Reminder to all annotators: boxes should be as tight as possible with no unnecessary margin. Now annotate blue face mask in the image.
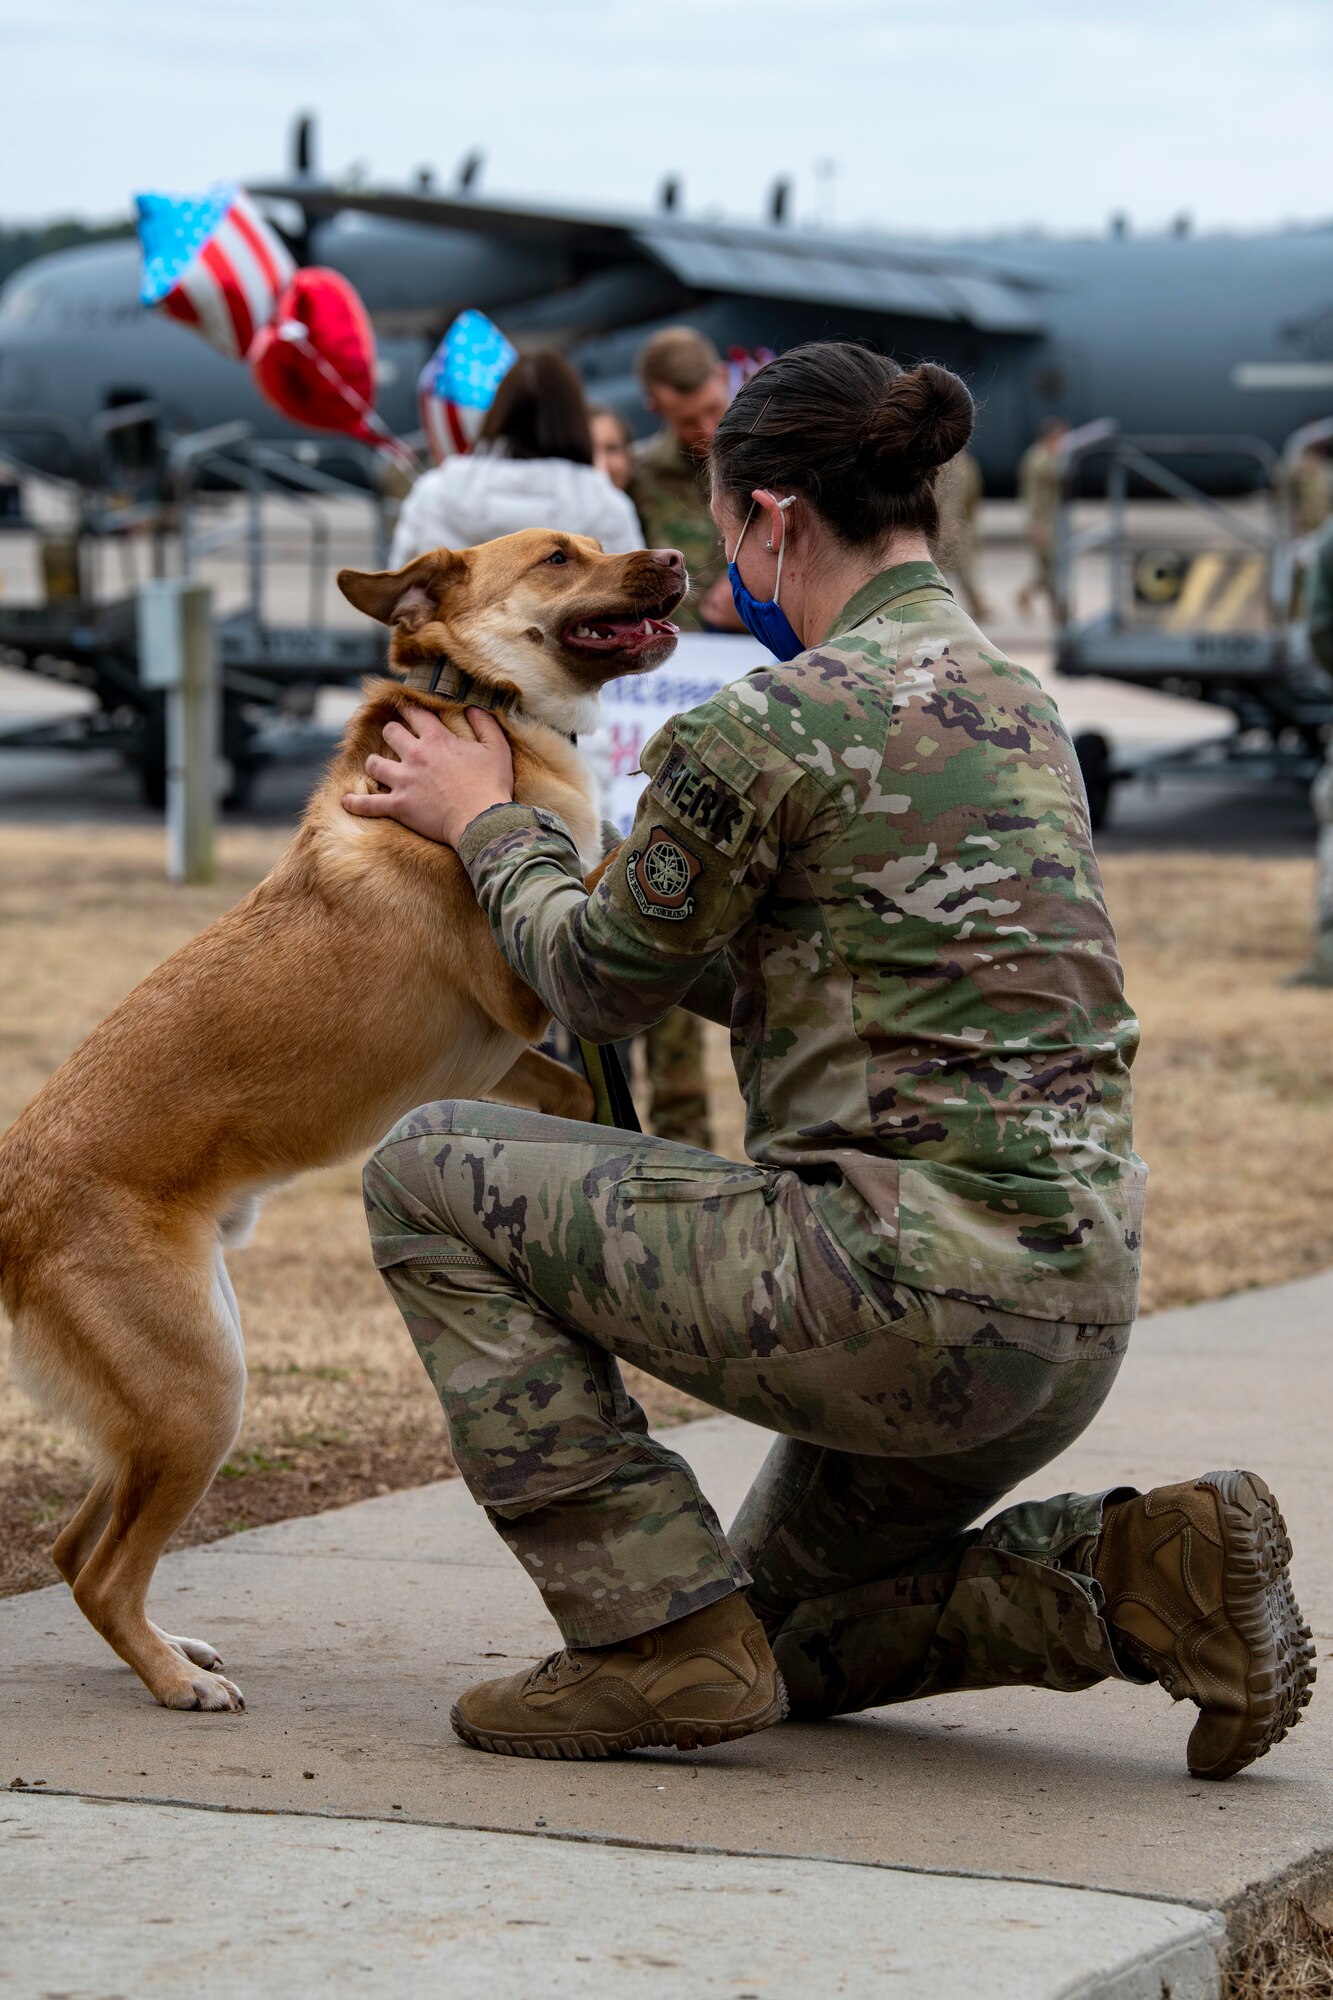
[727,496,802,660]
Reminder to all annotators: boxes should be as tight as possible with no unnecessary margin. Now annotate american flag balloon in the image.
[418,309,517,462]
[727,345,776,398]
[136,184,295,362]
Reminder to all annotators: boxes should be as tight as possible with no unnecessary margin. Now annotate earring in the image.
[764,539,774,551]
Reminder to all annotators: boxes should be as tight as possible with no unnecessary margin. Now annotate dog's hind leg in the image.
[142,1250,237,1674]
[51,1476,113,1587]
[58,1261,248,1711]
[56,1465,230,1673]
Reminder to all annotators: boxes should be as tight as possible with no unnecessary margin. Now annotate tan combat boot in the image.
[1093,1470,1316,1780]
[451,1593,787,1759]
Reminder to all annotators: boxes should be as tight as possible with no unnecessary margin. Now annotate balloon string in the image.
[282,327,417,473]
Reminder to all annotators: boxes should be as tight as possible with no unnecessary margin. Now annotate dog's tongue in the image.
[565,615,678,654]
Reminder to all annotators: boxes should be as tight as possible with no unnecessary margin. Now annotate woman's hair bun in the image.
[710,340,974,549]
[858,362,974,481]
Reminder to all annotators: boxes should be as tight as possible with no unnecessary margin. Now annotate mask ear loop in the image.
[770,495,796,603]
[728,500,757,566]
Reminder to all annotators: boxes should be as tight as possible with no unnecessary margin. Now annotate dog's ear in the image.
[337,550,465,629]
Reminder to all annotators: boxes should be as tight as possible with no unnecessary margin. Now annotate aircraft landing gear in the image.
[1073,730,1114,831]
[135,692,264,812]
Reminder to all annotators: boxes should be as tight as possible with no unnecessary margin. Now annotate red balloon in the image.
[249,267,384,446]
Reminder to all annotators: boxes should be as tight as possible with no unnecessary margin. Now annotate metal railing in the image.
[1052,424,1284,638]
[169,427,394,635]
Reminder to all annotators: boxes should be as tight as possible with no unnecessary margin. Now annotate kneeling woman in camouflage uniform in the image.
[347,344,1313,1776]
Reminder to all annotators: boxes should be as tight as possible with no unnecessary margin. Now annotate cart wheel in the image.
[222,696,262,812]
[1073,731,1113,830]
[137,695,167,811]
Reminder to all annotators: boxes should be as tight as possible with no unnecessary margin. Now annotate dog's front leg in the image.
[490,1047,597,1122]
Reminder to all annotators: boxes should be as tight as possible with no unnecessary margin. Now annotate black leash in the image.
[578,1039,642,1133]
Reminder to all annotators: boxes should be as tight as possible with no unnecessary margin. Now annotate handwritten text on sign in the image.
[584,633,762,836]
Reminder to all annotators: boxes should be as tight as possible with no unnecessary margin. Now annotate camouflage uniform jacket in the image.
[457,561,1145,1327]
[628,429,725,629]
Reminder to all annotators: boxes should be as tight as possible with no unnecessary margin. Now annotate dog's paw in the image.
[166,1633,226,1671]
[159,1669,245,1713]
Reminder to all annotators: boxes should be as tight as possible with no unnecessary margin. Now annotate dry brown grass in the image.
[1225,1898,1333,2000]
[1,825,1329,1597]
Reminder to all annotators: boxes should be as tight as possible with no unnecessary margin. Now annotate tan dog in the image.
[0,528,683,1713]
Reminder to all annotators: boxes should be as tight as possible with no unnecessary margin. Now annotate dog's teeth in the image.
[642,620,654,634]
[574,625,592,638]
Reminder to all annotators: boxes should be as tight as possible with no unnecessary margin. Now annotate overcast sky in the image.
[1,0,1328,237]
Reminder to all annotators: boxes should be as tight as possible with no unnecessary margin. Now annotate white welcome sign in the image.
[584,632,764,837]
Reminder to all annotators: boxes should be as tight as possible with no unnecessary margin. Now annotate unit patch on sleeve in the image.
[649,740,752,855]
[625,826,703,922]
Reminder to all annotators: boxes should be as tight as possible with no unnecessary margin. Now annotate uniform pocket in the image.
[615,1164,769,1204]
[609,1162,894,1363]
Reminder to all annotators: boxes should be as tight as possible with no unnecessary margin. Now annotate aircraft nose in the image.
[649,547,685,574]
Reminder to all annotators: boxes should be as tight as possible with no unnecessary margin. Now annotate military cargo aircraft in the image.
[1,115,1332,490]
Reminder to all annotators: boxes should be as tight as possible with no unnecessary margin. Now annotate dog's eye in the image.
[545,549,568,565]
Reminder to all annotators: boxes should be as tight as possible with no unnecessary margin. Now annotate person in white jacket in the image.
[390,352,644,566]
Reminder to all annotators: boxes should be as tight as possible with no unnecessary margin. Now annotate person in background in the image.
[591,404,713,1147]
[621,338,734,1146]
[934,448,988,621]
[390,353,641,566]
[589,404,637,502]
[1281,441,1333,540]
[1017,415,1069,619]
[1293,518,1333,985]
[629,327,742,632]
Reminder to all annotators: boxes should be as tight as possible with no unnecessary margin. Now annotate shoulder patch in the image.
[625,826,703,922]
[649,738,753,855]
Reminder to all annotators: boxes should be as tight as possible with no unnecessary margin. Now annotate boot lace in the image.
[524,1648,588,1691]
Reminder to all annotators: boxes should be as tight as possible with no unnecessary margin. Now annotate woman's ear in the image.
[751,489,794,555]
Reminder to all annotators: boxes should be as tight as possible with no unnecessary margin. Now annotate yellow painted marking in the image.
[1164,552,1225,631]
[1203,555,1264,631]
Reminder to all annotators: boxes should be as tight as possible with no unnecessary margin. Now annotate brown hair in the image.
[710,341,974,547]
[478,352,593,465]
[636,325,721,395]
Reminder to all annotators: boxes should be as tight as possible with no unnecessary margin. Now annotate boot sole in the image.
[1190,1470,1317,1781]
[450,1683,789,1760]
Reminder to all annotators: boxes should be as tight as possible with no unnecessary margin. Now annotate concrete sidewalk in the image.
[4,1272,1332,1997]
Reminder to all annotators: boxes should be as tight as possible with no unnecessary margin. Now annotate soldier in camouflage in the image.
[1017,417,1069,619]
[350,343,1314,1774]
[628,326,737,635]
[933,447,988,621]
[1294,519,1333,985]
[624,326,735,1144]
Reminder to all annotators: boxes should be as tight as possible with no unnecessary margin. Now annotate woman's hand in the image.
[341,705,514,848]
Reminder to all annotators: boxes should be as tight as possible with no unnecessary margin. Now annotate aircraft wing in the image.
[636,223,1043,332]
[252,184,1047,335]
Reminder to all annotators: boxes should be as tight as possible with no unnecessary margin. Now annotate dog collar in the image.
[413,655,578,746]
[418,656,515,712]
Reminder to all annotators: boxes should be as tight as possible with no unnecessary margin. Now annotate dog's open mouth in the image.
[562,614,679,657]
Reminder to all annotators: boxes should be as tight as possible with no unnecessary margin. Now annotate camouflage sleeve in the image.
[676,953,736,1026]
[455,700,811,1041]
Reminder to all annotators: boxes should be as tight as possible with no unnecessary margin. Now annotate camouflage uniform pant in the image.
[1312,750,1333,981]
[642,1006,712,1150]
[363,1102,1134,1715]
